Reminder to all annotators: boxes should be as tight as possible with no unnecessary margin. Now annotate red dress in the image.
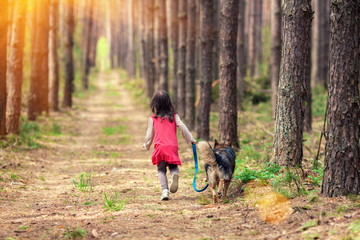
[151,114,181,166]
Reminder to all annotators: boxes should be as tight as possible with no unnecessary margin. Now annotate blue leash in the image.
[192,144,208,192]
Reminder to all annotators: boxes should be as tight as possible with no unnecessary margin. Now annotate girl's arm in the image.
[143,118,155,150]
[175,114,196,144]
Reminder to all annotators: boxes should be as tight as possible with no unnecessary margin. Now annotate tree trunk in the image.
[156,0,169,91]
[184,0,196,130]
[177,0,187,118]
[254,0,263,78]
[247,0,255,77]
[6,0,27,134]
[270,0,281,119]
[170,0,179,109]
[236,0,246,110]
[273,0,312,167]
[28,0,50,121]
[218,0,239,147]
[49,0,60,111]
[139,0,146,79]
[88,0,98,67]
[0,0,8,136]
[213,0,220,82]
[127,0,136,79]
[197,0,214,140]
[81,0,93,90]
[144,0,156,98]
[311,0,330,89]
[62,0,75,108]
[322,0,360,197]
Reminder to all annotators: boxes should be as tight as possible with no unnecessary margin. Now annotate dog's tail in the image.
[197,141,216,165]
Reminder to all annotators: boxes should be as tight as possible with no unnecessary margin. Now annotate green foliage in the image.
[235,163,280,183]
[312,85,328,117]
[10,173,19,180]
[103,192,128,211]
[102,125,126,136]
[73,173,93,192]
[63,226,86,239]
[96,37,111,71]
[349,219,360,234]
[300,219,319,231]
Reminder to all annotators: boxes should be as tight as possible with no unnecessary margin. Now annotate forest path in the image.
[1,71,307,240]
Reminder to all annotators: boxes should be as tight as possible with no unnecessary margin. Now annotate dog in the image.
[197,140,236,203]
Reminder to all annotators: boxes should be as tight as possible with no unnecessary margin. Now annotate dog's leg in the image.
[217,179,224,199]
[223,180,231,198]
[209,185,218,203]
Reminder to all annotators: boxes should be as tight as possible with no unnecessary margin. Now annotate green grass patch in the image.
[73,173,93,192]
[300,219,319,231]
[63,226,86,239]
[103,192,128,211]
[102,125,126,136]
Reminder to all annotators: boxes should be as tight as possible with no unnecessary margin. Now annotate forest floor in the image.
[1,71,360,240]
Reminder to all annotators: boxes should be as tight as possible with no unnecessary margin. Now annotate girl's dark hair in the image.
[150,90,176,122]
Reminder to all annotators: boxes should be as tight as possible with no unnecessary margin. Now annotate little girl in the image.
[143,90,196,200]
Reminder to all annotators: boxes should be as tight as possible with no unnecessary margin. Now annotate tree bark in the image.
[156,0,169,91]
[322,0,360,197]
[6,0,27,134]
[62,0,75,108]
[170,0,179,109]
[218,0,239,147]
[273,0,312,167]
[139,0,146,79]
[0,0,8,135]
[127,0,136,79]
[144,0,156,98]
[184,0,196,130]
[270,0,281,119]
[311,0,330,89]
[177,0,187,118]
[197,0,214,140]
[236,0,246,110]
[49,0,60,111]
[81,0,93,90]
[28,0,50,121]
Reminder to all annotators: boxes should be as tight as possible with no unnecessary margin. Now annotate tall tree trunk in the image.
[170,0,179,109]
[144,0,156,98]
[213,0,220,82]
[28,0,50,121]
[273,0,312,167]
[247,0,255,77]
[0,0,8,136]
[197,0,214,140]
[236,0,246,110]
[322,0,360,197]
[88,0,98,67]
[177,0,187,118]
[139,0,146,79]
[49,0,60,111]
[254,0,263,77]
[127,0,136,79]
[218,0,239,147]
[270,0,281,119]
[62,0,75,108]
[185,0,196,130]
[81,0,93,90]
[311,0,330,89]
[6,0,27,134]
[156,0,169,91]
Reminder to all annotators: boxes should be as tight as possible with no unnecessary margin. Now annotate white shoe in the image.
[170,173,179,193]
[160,189,169,201]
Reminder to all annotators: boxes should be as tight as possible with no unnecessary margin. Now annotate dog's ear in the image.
[214,139,218,148]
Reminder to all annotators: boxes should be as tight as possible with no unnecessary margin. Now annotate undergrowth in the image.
[103,192,128,211]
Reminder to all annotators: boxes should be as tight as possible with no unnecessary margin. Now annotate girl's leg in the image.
[168,164,179,175]
[169,164,180,193]
[157,162,168,191]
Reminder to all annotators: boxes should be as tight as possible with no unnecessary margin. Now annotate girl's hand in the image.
[192,140,197,145]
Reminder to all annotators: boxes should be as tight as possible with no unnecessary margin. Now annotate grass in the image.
[197,194,211,205]
[103,192,128,211]
[300,219,319,231]
[102,125,126,136]
[73,173,93,192]
[63,226,86,239]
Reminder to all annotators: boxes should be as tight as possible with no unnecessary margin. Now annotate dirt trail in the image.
[1,71,354,240]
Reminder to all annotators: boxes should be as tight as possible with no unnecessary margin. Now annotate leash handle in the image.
[192,144,208,192]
